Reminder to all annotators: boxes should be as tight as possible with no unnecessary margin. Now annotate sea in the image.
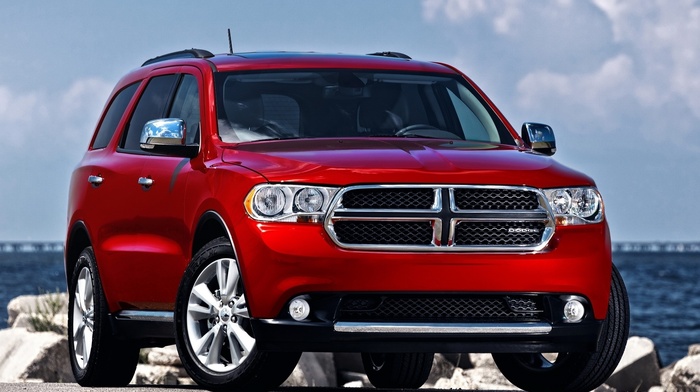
[0,249,697,366]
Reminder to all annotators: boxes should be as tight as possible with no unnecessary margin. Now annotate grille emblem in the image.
[508,228,540,234]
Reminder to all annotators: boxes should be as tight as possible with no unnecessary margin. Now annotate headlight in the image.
[543,187,603,225]
[245,184,338,223]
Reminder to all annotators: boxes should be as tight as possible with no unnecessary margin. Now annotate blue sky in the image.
[1,0,698,242]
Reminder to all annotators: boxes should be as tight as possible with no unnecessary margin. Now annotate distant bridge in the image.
[0,241,698,253]
[612,242,700,253]
[0,242,64,253]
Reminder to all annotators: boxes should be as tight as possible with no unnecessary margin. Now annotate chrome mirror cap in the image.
[521,122,556,156]
[140,118,186,149]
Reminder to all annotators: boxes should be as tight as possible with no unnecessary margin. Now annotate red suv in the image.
[65,49,629,391]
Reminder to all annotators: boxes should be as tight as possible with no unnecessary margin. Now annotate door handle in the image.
[87,175,104,187]
[138,177,154,189]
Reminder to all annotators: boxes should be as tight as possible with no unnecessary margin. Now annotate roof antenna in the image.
[227,29,234,54]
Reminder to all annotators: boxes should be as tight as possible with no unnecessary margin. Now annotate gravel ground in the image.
[0,384,518,392]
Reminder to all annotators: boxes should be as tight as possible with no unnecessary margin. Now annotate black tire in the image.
[492,264,630,392]
[361,352,434,389]
[175,237,300,390]
[67,247,139,386]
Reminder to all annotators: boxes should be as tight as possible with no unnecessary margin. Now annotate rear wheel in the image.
[492,265,629,392]
[67,247,139,386]
[175,237,300,390]
[361,352,434,389]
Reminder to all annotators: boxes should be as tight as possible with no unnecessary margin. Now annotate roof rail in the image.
[367,51,411,60]
[142,49,215,67]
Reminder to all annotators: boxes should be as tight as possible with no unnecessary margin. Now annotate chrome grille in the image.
[339,295,544,322]
[325,185,554,252]
[334,221,433,245]
[341,188,435,209]
[453,188,539,210]
[454,221,546,246]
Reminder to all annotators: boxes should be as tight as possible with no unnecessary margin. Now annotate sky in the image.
[0,0,698,242]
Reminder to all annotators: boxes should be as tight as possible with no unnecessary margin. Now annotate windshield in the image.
[215,70,515,144]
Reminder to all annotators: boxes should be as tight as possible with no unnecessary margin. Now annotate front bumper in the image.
[232,218,613,321]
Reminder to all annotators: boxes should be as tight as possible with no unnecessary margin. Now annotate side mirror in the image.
[521,122,556,156]
[140,118,198,158]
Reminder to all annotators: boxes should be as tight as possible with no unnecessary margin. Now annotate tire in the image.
[175,237,300,390]
[67,247,139,386]
[361,352,434,389]
[492,264,630,392]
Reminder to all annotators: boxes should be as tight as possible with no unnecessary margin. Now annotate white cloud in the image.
[0,78,112,240]
[517,54,635,122]
[422,0,522,34]
[0,78,111,149]
[590,0,700,118]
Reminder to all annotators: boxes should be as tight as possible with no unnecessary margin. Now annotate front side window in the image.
[215,71,514,144]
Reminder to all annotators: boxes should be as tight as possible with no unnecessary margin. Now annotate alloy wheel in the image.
[71,266,95,369]
[185,257,254,372]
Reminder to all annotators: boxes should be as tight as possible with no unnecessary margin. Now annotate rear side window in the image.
[120,74,178,151]
[91,82,139,149]
[169,74,200,145]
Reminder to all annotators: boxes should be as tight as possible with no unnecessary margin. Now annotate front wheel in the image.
[492,265,630,392]
[175,237,300,390]
[361,352,434,389]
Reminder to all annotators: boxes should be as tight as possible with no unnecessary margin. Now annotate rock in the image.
[426,354,456,386]
[433,368,478,390]
[7,293,68,328]
[282,352,336,387]
[667,354,700,391]
[432,363,515,390]
[147,345,181,366]
[0,328,72,382]
[340,372,371,388]
[131,364,180,385]
[464,366,516,389]
[470,352,497,368]
[606,336,661,392]
[441,353,473,369]
[688,344,700,357]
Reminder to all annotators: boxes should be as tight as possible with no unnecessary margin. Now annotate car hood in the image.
[221,138,595,188]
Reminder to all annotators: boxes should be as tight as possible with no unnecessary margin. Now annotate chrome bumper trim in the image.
[114,310,173,322]
[333,322,552,334]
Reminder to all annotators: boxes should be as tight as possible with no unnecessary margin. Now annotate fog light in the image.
[289,297,310,321]
[563,299,585,323]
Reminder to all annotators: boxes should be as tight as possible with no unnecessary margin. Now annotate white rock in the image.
[433,368,477,390]
[606,336,661,392]
[7,293,68,328]
[470,352,497,368]
[688,344,700,357]
[147,345,181,366]
[668,354,700,391]
[0,328,72,382]
[131,364,180,385]
[464,366,516,388]
[426,354,456,386]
